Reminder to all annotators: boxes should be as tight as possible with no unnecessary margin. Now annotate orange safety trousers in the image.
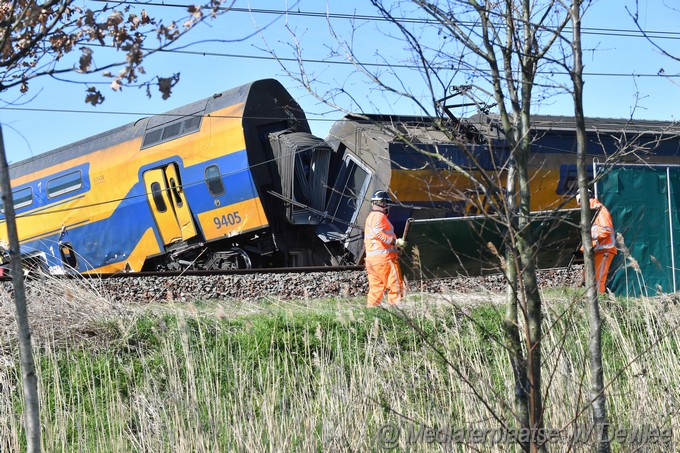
[366,255,404,307]
[594,250,615,294]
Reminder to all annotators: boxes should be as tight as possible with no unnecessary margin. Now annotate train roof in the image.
[333,112,680,142]
[327,114,460,146]
[467,113,680,136]
[8,79,300,179]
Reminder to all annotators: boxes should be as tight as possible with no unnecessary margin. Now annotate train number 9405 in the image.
[213,212,242,229]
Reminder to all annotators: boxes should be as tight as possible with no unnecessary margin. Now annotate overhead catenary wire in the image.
[89,1,680,41]
[2,5,679,124]
[81,42,680,79]
[4,2,675,84]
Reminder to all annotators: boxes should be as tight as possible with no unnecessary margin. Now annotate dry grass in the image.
[0,278,677,452]
[0,276,129,353]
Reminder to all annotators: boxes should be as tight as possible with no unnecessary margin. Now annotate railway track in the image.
[1,266,583,304]
[0,265,365,280]
[96,265,366,279]
[0,266,364,282]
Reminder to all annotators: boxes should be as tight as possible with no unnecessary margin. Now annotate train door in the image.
[143,164,198,247]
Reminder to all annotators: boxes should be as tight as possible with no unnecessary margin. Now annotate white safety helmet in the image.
[576,189,593,204]
[371,190,392,205]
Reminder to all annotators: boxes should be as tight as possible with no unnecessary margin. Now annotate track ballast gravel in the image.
[93,267,583,303]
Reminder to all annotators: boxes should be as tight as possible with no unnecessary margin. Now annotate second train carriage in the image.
[326,113,680,230]
[321,112,680,271]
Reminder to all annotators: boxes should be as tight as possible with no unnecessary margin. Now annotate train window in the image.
[150,182,168,212]
[141,116,203,149]
[47,171,82,198]
[169,178,183,207]
[142,129,163,147]
[13,187,33,209]
[183,116,201,133]
[0,187,33,212]
[60,243,78,269]
[325,157,370,232]
[162,122,182,140]
[205,165,225,196]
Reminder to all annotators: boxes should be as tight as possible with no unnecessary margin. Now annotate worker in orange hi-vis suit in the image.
[577,190,618,294]
[363,190,406,307]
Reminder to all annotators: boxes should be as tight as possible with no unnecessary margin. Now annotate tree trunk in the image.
[516,118,545,453]
[503,163,530,451]
[0,124,41,453]
[570,3,611,452]
[518,244,545,453]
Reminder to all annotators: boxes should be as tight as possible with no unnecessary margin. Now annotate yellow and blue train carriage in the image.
[327,113,680,239]
[0,79,350,273]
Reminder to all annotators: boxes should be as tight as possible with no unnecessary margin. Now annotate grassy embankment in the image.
[0,278,678,452]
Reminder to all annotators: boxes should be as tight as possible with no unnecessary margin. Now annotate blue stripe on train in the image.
[181,150,259,217]
[19,149,262,271]
[0,163,91,220]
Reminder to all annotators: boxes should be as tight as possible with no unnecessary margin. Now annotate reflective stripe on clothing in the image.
[590,198,617,254]
[364,209,398,259]
[594,250,615,294]
[366,248,398,256]
[366,255,404,306]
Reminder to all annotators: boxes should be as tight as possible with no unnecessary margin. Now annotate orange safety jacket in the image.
[589,198,617,254]
[364,209,398,260]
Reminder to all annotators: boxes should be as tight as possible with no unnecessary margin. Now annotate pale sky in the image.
[1,0,679,164]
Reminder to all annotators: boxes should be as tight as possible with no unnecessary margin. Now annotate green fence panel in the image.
[398,165,680,295]
[601,166,680,296]
[669,169,680,293]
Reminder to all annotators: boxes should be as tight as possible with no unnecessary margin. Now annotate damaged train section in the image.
[2,79,677,280]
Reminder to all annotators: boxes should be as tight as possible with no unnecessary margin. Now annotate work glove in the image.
[395,238,406,248]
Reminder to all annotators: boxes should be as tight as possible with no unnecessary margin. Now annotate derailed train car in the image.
[323,112,680,279]
[2,78,679,275]
[327,112,680,232]
[0,79,358,273]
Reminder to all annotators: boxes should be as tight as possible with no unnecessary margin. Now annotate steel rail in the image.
[0,265,365,281]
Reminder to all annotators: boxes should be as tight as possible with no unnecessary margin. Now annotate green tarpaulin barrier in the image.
[399,165,680,297]
[400,209,582,281]
[599,166,680,297]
